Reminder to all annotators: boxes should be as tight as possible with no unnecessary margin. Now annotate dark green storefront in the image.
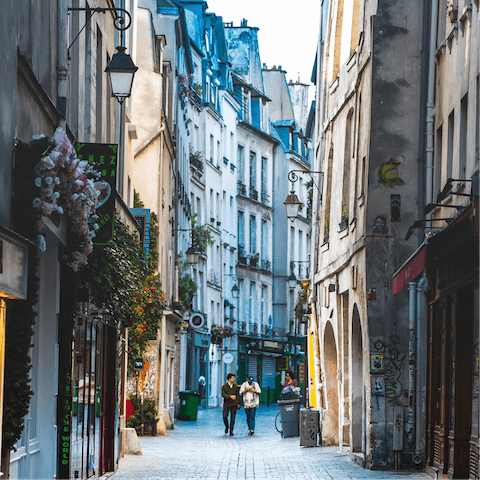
[237,338,288,403]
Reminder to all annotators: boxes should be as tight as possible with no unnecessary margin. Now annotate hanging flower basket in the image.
[446,2,458,22]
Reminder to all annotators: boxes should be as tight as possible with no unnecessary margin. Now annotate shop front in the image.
[238,338,286,403]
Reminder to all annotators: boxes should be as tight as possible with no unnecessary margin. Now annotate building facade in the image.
[311,0,430,469]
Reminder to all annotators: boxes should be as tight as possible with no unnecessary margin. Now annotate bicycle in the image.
[275,411,282,434]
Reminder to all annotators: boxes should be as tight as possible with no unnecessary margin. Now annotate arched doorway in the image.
[323,321,339,445]
[351,304,364,452]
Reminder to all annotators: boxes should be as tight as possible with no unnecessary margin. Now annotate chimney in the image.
[241,18,248,27]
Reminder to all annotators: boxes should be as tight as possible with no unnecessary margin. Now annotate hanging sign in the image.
[223,352,234,364]
[76,143,118,245]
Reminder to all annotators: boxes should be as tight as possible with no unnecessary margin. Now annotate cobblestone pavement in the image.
[111,405,431,480]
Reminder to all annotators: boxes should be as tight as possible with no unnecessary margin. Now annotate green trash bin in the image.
[178,390,200,420]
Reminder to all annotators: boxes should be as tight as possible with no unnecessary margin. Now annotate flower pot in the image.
[448,9,458,22]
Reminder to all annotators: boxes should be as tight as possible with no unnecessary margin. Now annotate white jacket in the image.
[240,381,261,408]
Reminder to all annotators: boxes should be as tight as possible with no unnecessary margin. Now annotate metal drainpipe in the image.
[415,274,428,464]
[406,282,416,446]
[57,0,68,121]
[425,0,439,209]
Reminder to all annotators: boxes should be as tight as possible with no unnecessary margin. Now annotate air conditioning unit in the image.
[189,313,205,329]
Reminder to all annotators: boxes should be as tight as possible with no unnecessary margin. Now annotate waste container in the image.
[300,408,319,446]
[178,390,200,420]
[278,399,300,437]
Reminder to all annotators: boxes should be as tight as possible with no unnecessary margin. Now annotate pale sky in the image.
[205,0,320,89]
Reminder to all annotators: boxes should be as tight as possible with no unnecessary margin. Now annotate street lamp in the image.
[284,170,324,221]
[185,244,202,265]
[231,284,239,299]
[105,46,138,104]
[288,272,297,290]
[284,190,303,221]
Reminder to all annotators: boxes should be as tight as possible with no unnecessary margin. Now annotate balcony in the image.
[262,324,270,336]
[189,152,204,173]
[261,259,271,272]
[238,182,247,196]
[238,321,247,333]
[249,187,258,201]
[261,192,270,205]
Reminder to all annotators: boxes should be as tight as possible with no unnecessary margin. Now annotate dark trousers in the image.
[245,407,257,431]
[223,405,237,432]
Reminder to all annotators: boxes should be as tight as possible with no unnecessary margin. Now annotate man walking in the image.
[240,376,261,435]
[221,373,240,436]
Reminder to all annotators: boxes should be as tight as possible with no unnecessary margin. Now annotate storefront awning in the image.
[392,245,426,296]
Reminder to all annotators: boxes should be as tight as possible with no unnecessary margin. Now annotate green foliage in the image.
[134,190,145,208]
[178,274,197,310]
[81,219,167,373]
[191,213,214,252]
[341,200,349,220]
[127,395,159,432]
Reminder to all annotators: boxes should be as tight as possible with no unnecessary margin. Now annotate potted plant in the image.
[339,201,349,231]
[251,252,260,267]
[446,1,458,22]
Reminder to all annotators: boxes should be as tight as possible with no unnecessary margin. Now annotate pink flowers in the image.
[31,127,101,270]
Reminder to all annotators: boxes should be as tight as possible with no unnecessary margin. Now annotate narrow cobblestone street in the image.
[112,406,431,480]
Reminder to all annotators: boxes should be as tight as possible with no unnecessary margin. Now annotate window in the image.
[209,189,214,220]
[230,132,234,162]
[342,109,354,220]
[261,285,266,326]
[249,282,256,327]
[210,135,214,163]
[261,156,268,196]
[249,151,257,189]
[217,140,221,167]
[238,211,245,250]
[447,110,455,180]
[261,220,268,261]
[434,126,443,198]
[249,215,257,255]
[238,145,245,183]
[238,279,244,322]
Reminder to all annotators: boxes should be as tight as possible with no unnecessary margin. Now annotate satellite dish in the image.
[189,313,205,329]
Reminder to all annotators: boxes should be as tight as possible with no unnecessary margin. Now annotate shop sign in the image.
[392,247,426,295]
[134,358,144,370]
[76,143,118,245]
[223,352,234,364]
[194,331,211,348]
[130,208,150,258]
[0,225,29,300]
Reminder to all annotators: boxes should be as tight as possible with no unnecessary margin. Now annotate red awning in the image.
[392,246,426,296]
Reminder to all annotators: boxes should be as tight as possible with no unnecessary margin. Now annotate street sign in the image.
[134,358,144,370]
[223,352,234,364]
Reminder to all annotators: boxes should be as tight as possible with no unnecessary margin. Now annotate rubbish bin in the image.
[278,399,300,437]
[178,390,200,421]
[300,408,319,446]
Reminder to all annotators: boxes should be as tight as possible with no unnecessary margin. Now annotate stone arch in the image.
[323,320,339,445]
[351,303,364,452]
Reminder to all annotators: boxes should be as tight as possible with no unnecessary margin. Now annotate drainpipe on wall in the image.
[406,282,416,446]
[57,0,68,120]
[415,274,428,465]
[425,0,439,208]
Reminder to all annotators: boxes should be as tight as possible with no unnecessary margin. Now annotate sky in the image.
[205,0,320,89]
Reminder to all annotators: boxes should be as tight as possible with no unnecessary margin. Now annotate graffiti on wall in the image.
[374,335,405,402]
